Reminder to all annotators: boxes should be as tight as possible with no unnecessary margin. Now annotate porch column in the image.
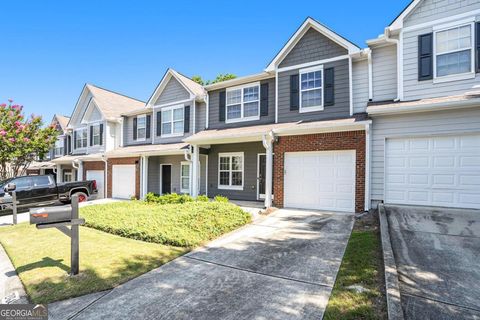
[191,145,200,197]
[141,155,149,199]
[263,131,274,208]
[76,160,83,181]
[56,164,62,183]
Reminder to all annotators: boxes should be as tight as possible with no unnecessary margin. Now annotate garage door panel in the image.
[86,170,104,199]
[385,133,480,209]
[112,165,136,199]
[284,151,355,212]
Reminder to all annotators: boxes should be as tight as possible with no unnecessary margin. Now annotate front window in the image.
[75,129,87,149]
[435,23,473,78]
[161,105,184,137]
[54,138,64,156]
[226,84,260,123]
[300,66,323,112]
[218,153,244,190]
[63,171,73,182]
[180,162,190,193]
[137,115,146,140]
[92,125,101,145]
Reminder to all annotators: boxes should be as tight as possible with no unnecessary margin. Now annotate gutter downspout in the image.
[101,155,108,199]
[384,28,401,102]
[367,48,373,101]
[364,122,371,211]
[205,93,210,129]
[262,130,275,208]
[192,99,196,134]
[72,159,80,181]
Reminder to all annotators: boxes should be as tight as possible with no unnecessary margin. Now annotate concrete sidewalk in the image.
[49,208,354,320]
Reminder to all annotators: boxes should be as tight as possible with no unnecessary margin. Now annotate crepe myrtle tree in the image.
[0,100,58,180]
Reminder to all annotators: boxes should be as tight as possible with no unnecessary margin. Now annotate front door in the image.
[257,154,274,200]
[161,165,172,194]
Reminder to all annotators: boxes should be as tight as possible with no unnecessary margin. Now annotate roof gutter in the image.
[367,98,480,116]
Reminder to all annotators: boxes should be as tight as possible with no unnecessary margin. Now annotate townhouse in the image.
[48,0,480,212]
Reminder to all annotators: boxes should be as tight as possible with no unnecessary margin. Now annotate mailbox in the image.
[30,206,73,225]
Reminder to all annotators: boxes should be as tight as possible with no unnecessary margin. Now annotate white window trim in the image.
[180,161,191,194]
[92,124,101,146]
[299,65,324,113]
[161,104,184,138]
[54,138,64,156]
[432,21,475,84]
[63,171,73,182]
[218,152,244,190]
[225,82,260,124]
[136,114,147,142]
[74,128,87,149]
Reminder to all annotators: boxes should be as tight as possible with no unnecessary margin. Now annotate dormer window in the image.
[92,125,101,146]
[434,22,474,80]
[300,66,323,112]
[137,115,146,141]
[75,128,87,149]
[226,83,260,123]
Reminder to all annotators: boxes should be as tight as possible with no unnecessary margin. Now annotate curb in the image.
[378,204,404,320]
[0,241,28,304]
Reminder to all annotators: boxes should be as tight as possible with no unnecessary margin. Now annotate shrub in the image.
[196,195,209,202]
[144,192,194,204]
[214,195,229,203]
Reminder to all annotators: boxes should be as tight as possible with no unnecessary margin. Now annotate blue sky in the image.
[0,0,410,124]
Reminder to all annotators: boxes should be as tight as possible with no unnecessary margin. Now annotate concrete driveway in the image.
[385,205,480,319]
[49,209,354,320]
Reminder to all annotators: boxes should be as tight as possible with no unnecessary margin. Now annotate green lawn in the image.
[324,231,387,320]
[0,223,186,304]
[80,201,251,247]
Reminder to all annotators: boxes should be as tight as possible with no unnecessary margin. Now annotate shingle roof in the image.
[54,114,70,130]
[170,69,205,97]
[86,84,145,120]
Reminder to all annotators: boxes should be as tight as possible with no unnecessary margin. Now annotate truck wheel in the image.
[73,192,88,203]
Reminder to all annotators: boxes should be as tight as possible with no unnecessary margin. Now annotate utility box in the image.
[30,206,73,225]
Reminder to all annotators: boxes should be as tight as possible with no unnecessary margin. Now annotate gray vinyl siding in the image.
[147,154,207,195]
[371,108,480,202]
[372,44,397,101]
[207,142,264,201]
[279,27,348,68]
[352,59,369,114]
[402,26,480,101]
[404,0,480,27]
[155,77,190,106]
[207,78,276,130]
[123,113,153,146]
[195,102,207,133]
[152,101,195,144]
[277,59,350,123]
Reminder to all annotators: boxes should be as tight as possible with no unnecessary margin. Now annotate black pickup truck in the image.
[0,175,98,214]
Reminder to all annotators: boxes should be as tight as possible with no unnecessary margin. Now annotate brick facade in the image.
[107,157,141,199]
[273,130,366,213]
[82,161,105,180]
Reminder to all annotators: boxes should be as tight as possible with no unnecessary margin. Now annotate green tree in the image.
[0,100,58,179]
[191,73,237,86]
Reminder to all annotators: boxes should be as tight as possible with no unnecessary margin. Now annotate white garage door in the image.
[112,165,136,199]
[284,151,356,212]
[86,170,104,199]
[385,134,480,209]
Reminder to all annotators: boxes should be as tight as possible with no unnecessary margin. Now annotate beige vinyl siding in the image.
[372,44,397,101]
[352,59,369,114]
[370,108,480,202]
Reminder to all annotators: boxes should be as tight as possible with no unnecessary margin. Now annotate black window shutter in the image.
[73,131,77,149]
[99,124,104,145]
[89,126,93,146]
[324,67,335,106]
[156,112,162,136]
[63,137,67,155]
[290,74,299,111]
[184,105,190,133]
[219,91,226,122]
[146,115,151,139]
[476,22,480,73]
[260,83,269,116]
[133,117,137,140]
[418,33,433,81]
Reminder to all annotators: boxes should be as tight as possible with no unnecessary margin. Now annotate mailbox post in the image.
[12,191,17,225]
[30,194,85,275]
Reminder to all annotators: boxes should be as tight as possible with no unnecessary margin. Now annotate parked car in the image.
[0,175,98,214]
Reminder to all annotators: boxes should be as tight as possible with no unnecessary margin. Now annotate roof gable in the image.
[389,0,422,30]
[147,69,206,107]
[265,17,360,72]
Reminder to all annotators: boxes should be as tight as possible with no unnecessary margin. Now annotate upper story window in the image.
[161,105,184,137]
[75,128,87,149]
[434,23,474,80]
[300,66,323,112]
[54,138,64,156]
[137,115,146,141]
[226,83,260,123]
[92,124,101,146]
